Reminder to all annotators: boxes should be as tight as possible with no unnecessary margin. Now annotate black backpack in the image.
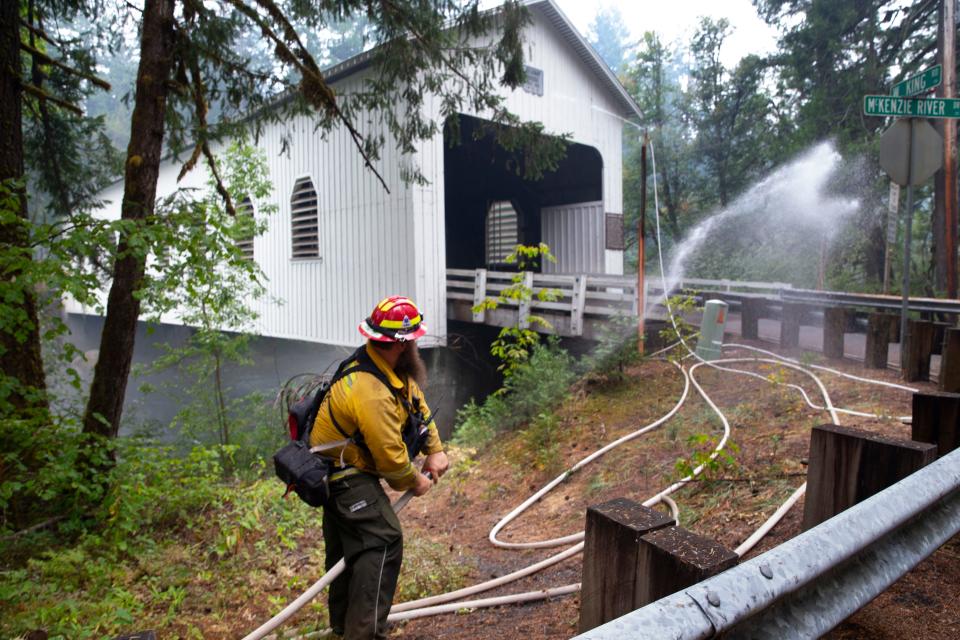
[273,346,433,507]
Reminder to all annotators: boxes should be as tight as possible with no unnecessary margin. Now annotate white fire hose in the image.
[240,139,917,638]
[240,483,422,640]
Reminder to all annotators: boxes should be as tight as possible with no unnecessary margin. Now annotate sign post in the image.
[883,181,900,294]
[867,74,953,374]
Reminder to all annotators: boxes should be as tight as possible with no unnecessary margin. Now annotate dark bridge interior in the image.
[443,113,602,271]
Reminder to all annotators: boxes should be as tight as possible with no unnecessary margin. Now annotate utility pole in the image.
[638,133,648,355]
[944,0,957,298]
[936,0,958,297]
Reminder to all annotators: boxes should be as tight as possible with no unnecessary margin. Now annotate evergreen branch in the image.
[28,9,75,218]
[378,0,489,100]
[182,44,235,217]
[18,40,111,91]
[18,18,74,47]
[20,83,83,116]
[225,0,389,192]
[192,41,274,84]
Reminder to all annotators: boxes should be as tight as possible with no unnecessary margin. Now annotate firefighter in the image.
[309,296,449,640]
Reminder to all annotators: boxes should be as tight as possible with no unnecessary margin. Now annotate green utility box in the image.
[695,299,728,361]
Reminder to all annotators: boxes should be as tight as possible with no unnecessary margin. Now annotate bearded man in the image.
[308,296,449,640]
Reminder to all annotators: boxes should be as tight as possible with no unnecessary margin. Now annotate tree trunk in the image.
[0,0,48,412]
[81,0,176,440]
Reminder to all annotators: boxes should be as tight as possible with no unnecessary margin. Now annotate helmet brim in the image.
[358,320,427,342]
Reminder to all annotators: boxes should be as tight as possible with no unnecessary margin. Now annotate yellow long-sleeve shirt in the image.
[309,342,443,491]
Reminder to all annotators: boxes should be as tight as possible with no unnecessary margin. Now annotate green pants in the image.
[322,472,403,640]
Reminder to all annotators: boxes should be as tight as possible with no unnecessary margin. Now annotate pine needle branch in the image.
[20,82,83,116]
[19,40,111,91]
[225,0,390,192]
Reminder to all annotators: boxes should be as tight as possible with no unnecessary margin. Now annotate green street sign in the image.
[892,64,943,97]
[863,95,960,119]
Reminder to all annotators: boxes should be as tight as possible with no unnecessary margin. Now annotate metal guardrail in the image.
[781,287,960,315]
[572,445,960,640]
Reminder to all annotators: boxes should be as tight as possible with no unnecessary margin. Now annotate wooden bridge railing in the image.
[445,269,796,337]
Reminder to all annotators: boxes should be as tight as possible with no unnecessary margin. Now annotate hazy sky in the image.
[553,0,779,67]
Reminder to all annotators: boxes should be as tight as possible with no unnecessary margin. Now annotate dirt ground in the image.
[386,340,960,640]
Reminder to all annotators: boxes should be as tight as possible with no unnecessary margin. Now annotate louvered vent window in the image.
[236,197,255,261]
[290,177,319,259]
[485,200,519,267]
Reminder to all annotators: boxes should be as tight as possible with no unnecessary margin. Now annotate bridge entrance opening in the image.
[443,113,603,273]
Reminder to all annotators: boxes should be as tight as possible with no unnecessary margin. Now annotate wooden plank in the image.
[911,392,960,457]
[472,268,487,323]
[941,328,960,392]
[518,271,534,329]
[634,526,739,609]
[865,313,896,369]
[904,319,937,382]
[780,302,804,349]
[802,423,937,530]
[570,275,587,336]
[579,498,675,633]
[823,307,847,359]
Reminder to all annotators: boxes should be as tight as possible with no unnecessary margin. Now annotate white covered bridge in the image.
[67,0,642,350]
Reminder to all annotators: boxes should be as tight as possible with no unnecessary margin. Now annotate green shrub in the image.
[0,418,112,536]
[582,315,640,379]
[452,341,575,448]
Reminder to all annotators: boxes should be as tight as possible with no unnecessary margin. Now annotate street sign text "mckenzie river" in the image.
[863,95,960,119]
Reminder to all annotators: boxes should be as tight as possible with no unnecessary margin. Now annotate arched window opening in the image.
[290,177,319,259]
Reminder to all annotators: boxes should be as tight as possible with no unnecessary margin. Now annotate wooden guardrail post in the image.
[911,392,960,457]
[904,319,937,382]
[740,298,762,340]
[471,268,487,323]
[633,526,738,608]
[780,302,804,349]
[940,328,960,392]
[802,424,937,530]
[865,313,897,369]
[579,498,674,633]
[822,307,848,359]
[931,321,951,355]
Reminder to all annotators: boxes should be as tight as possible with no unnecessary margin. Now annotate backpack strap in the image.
[326,346,423,451]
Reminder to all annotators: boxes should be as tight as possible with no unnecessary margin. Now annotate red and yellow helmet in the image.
[359,296,427,342]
